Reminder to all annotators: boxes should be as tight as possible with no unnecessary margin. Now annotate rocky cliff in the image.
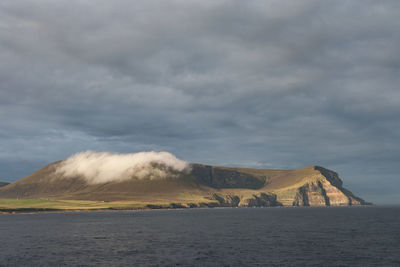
[190,164,369,206]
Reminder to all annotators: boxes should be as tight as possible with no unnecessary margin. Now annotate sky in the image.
[0,0,399,204]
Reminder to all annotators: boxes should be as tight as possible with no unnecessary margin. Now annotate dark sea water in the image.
[0,206,399,266]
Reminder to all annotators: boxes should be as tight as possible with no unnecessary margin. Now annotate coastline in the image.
[0,202,374,215]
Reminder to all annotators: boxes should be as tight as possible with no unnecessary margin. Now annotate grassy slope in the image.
[0,162,220,212]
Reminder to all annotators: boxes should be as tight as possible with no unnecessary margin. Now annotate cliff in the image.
[0,162,369,207]
[190,164,368,206]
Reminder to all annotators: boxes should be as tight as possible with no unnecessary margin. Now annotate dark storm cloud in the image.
[1,0,399,203]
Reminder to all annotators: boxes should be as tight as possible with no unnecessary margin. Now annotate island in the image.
[0,158,370,213]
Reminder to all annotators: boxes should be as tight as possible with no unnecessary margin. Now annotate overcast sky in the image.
[1,0,399,204]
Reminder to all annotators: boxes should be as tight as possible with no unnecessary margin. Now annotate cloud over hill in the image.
[55,151,190,184]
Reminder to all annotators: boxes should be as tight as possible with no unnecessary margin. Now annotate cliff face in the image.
[0,162,369,207]
[290,168,367,206]
[190,164,265,189]
[292,180,352,206]
[190,164,368,207]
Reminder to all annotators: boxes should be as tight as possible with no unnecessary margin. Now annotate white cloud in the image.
[55,151,190,184]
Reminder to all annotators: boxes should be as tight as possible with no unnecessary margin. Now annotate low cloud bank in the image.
[55,151,190,184]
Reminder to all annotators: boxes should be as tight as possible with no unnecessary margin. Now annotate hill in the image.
[0,160,368,208]
[0,182,9,187]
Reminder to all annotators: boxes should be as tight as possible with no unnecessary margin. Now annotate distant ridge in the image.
[0,161,369,207]
[0,182,9,187]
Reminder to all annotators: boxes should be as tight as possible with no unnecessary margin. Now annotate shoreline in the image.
[0,203,375,215]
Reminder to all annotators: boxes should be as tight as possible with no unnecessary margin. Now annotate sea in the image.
[0,206,399,266]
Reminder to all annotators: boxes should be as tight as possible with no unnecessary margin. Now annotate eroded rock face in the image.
[292,181,331,206]
[291,168,368,206]
[209,193,241,207]
[191,164,265,189]
[320,180,350,206]
[209,193,281,207]
[239,193,282,207]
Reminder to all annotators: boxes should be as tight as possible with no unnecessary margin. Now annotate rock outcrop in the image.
[290,168,367,206]
[238,193,282,207]
[191,164,265,189]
